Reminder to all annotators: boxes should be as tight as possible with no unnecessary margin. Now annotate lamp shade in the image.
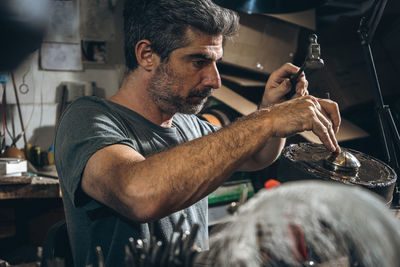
[214,0,327,14]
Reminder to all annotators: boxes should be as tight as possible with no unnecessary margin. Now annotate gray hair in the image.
[123,0,239,71]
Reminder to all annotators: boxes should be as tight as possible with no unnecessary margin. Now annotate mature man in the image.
[54,0,341,266]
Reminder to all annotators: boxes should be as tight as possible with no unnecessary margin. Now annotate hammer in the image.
[285,34,324,99]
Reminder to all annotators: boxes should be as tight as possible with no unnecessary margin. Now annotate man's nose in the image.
[202,63,221,89]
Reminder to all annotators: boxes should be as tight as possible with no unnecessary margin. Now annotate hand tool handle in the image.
[285,62,306,99]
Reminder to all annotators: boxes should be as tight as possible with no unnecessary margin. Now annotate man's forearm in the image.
[235,102,286,171]
[111,109,275,221]
[238,136,286,171]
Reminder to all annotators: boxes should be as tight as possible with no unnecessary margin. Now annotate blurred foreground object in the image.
[196,181,400,266]
[0,0,49,71]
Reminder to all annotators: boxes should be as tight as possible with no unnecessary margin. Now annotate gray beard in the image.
[147,63,212,115]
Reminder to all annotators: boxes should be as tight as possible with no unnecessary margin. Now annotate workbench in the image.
[0,176,61,200]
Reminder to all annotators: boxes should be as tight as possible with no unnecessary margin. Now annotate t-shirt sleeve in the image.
[54,98,135,207]
[195,115,221,134]
[175,113,221,139]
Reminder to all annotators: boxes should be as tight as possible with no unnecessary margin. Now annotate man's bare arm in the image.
[82,95,340,223]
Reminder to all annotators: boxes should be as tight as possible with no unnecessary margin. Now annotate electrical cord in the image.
[3,85,16,140]
[19,70,30,94]
[1,84,7,152]
[2,84,6,139]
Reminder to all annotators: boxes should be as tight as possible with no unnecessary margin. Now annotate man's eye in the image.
[193,60,206,68]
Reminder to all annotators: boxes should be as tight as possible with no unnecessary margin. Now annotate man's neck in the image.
[108,69,174,127]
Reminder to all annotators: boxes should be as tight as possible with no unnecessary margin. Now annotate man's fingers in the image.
[318,99,341,134]
[312,97,340,152]
[295,78,308,97]
[302,96,339,152]
[268,95,341,153]
[312,118,336,152]
[315,109,340,152]
[287,72,307,99]
[277,78,292,94]
[271,63,300,81]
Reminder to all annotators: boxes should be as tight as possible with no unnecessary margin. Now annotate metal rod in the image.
[361,41,400,172]
[11,72,27,145]
[358,0,400,204]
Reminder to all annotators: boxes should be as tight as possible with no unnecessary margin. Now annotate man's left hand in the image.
[260,63,309,108]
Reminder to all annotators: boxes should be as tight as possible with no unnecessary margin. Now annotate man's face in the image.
[148,29,223,115]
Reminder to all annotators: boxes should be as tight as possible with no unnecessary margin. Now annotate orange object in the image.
[264,179,281,190]
[201,113,222,127]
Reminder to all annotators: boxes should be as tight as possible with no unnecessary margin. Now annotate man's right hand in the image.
[266,95,341,152]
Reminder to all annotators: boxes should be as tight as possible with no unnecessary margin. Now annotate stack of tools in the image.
[64,213,201,267]
[121,214,200,267]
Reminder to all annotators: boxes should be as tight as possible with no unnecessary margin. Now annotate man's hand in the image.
[260,63,308,107]
[267,95,341,153]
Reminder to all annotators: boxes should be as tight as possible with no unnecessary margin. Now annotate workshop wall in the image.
[4,55,125,150]
[2,0,125,152]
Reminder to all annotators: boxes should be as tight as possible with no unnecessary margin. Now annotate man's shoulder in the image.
[67,96,107,110]
[61,96,126,122]
[57,96,123,137]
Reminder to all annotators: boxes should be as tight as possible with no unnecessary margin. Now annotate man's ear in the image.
[135,40,159,71]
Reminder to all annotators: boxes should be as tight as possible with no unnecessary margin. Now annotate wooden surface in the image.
[212,85,258,116]
[220,74,266,87]
[0,176,60,200]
